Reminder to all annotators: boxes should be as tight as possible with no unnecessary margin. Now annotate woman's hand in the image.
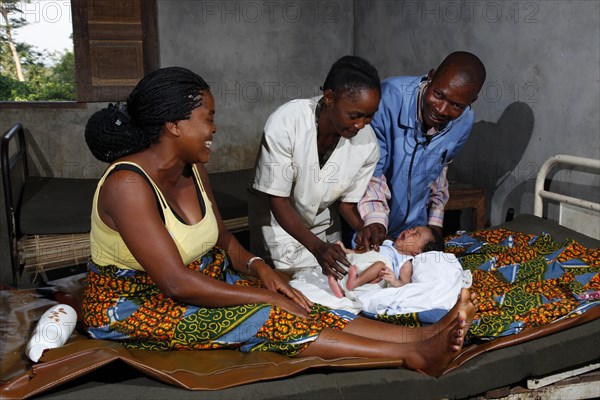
[312,241,350,280]
[269,295,311,319]
[253,262,313,313]
[269,196,349,280]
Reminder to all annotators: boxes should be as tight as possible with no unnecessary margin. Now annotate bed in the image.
[1,154,599,399]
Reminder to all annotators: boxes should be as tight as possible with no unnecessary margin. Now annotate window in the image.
[0,0,158,104]
[72,0,159,102]
[0,0,75,101]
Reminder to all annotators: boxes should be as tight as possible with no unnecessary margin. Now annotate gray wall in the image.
[1,0,599,283]
[355,0,600,226]
[0,105,106,179]
[158,0,354,172]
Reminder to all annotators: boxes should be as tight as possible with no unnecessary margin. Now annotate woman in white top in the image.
[249,56,381,279]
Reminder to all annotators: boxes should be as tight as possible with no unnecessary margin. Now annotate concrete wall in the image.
[0,105,106,179]
[157,0,354,172]
[354,0,600,227]
[1,0,599,283]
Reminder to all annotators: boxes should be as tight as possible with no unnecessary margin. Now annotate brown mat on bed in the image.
[2,275,599,400]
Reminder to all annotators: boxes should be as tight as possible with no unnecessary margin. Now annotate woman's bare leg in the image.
[340,288,476,343]
[297,312,469,377]
[418,288,478,339]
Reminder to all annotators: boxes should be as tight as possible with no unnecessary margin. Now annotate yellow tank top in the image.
[90,162,219,270]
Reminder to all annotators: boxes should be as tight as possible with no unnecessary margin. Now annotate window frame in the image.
[0,0,158,108]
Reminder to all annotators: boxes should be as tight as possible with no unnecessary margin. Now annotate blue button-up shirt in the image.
[368,76,475,238]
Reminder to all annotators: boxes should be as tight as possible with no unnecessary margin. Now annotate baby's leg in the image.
[345,265,359,291]
[327,275,345,298]
[347,261,386,291]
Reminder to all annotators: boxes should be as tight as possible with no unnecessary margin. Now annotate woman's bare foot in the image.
[346,265,359,291]
[327,275,345,298]
[417,289,477,341]
[404,310,469,377]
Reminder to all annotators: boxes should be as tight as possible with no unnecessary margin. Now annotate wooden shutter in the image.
[72,0,159,102]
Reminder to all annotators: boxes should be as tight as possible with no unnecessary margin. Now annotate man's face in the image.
[422,69,479,130]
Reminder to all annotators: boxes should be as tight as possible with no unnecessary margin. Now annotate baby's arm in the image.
[357,261,386,285]
[379,268,403,287]
[398,260,413,285]
[380,260,413,287]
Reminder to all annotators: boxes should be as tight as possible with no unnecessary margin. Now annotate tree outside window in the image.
[0,0,75,101]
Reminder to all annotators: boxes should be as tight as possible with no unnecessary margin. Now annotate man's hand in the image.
[355,223,386,251]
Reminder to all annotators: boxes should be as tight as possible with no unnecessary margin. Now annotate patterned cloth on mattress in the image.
[369,228,600,341]
[81,247,355,356]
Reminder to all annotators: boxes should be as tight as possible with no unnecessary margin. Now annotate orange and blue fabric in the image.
[372,228,600,342]
[82,247,355,356]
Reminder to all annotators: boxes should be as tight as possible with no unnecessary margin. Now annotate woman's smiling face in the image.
[326,88,380,139]
[175,91,216,164]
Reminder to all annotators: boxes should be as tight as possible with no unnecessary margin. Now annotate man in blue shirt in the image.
[356,52,486,249]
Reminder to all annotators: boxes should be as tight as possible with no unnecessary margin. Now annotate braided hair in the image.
[85,67,211,163]
[322,55,381,98]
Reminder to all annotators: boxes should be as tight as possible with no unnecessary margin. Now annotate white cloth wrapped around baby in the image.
[289,246,472,316]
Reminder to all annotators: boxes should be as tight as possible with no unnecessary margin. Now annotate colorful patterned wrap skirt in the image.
[82,247,356,356]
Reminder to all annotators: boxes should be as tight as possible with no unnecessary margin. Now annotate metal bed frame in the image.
[534,154,600,218]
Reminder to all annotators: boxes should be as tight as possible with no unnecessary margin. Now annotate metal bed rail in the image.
[534,154,600,217]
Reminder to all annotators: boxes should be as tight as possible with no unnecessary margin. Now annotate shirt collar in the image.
[397,76,425,131]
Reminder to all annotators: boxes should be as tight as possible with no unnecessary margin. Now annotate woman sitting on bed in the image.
[81,66,475,377]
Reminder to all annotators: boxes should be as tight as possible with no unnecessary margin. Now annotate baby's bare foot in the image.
[327,275,345,298]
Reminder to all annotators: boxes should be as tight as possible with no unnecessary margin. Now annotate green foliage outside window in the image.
[0,0,76,101]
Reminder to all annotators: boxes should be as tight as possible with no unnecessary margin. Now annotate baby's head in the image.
[393,226,444,256]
